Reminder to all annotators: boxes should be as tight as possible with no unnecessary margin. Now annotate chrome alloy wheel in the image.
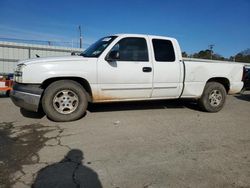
[52,90,79,114]
[209,89,222,107]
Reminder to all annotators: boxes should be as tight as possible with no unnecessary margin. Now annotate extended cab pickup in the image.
[10,34,244,121]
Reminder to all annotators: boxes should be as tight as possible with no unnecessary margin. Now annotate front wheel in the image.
[198,82,227,112]
[42,80,88,122]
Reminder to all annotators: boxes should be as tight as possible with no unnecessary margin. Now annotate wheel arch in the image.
[206,77,230,93]
[41,77,93,102]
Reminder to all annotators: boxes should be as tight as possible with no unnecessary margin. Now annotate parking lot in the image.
[0,92,250,188]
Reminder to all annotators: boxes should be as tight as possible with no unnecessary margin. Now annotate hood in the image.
[18,55,91,65]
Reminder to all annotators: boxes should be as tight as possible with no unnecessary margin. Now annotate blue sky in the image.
[0,0,249,57]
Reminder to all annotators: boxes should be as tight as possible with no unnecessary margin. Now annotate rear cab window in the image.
[152,39,175,62]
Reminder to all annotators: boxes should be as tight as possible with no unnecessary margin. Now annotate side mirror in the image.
[106,51,119,61]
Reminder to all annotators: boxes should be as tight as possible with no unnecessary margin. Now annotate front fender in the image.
[22,61,97,84]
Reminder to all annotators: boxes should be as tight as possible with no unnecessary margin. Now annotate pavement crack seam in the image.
[44,125,72,150]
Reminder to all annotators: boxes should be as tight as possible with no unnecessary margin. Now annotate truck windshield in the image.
[81,36,117,57]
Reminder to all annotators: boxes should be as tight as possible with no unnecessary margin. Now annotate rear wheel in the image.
[42,80,88,122]
[198,82,227,112]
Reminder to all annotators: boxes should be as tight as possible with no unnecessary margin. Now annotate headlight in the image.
[14,64,26,83]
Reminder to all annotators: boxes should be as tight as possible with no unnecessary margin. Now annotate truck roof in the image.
[113,33,176,41]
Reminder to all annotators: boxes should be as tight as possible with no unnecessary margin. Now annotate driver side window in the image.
[110,37,149,61]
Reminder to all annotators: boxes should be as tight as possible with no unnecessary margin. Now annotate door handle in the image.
[142,67,152,72]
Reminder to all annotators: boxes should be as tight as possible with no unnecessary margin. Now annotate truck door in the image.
[97,37,153,101]
[150,38,183,98]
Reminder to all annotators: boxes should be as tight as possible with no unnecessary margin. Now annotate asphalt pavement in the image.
[0,92,250,188]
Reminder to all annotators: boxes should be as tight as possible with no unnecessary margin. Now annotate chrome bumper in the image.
[10,83,43,112]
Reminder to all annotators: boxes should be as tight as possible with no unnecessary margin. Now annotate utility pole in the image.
[79,25,83,48]
[208,44,214,59]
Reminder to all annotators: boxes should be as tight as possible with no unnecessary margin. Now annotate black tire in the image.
[42,80,88,122]
[198,82,227,112]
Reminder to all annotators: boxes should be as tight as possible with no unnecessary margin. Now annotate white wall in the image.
[0,41,82,73]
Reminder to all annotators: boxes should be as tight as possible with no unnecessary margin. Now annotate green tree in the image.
[188,48,250,63]
[182,51,188,57]
[192,49,212,59]
[213,53,225,61]
[234,53,250,63]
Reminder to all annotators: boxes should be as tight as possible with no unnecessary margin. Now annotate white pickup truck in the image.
[10,34,244,121]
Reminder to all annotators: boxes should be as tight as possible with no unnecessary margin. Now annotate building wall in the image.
[0,41,82,73]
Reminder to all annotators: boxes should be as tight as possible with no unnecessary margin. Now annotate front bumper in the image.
[10,83,43,112]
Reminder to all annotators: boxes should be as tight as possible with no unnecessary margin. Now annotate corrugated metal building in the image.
[0,41,82,73]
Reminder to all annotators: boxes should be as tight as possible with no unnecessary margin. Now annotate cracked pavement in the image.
[0,92,250,188]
